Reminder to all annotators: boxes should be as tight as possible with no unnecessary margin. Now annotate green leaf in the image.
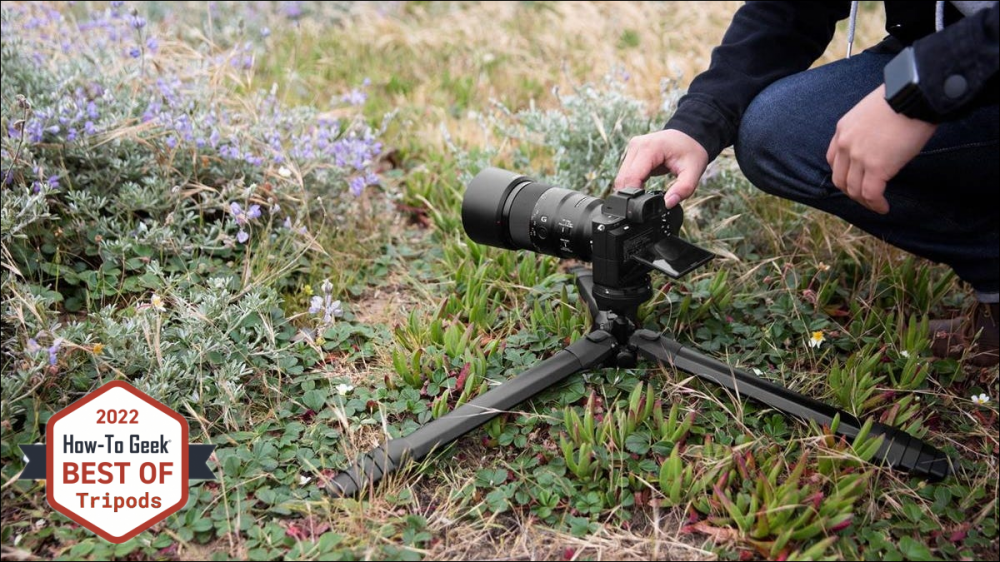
[566,515,596,537]
[69,542,95,557]
[223,454,240,477]
[302,389,327,412]
[64,297,84,312]
[898,536,933,561]
[624,432,650,455]
[317,531,343,552]
[485,488,510,513]
[248,548,273,560]
[902,501,924,523]
[114,539,139,557]
[476,468,508,487]
[933,486,952,511]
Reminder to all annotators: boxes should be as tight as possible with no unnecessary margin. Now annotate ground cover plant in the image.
[2,2,997,560]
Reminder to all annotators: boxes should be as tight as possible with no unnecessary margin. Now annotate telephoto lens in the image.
[461,167,603,260]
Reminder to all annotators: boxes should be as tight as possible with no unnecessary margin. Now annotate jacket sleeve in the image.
[910,2,998,120]
[664,1,851,162]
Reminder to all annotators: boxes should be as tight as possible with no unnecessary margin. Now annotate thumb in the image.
[663,163,704,209]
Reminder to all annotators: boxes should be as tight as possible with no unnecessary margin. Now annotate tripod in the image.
[328,267,950,498]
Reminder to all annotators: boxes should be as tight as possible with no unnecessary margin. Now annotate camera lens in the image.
[462,168,603,260]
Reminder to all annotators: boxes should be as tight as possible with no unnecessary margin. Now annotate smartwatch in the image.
[883,46,939,122]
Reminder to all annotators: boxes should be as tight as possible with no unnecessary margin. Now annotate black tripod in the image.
[328,267,950,497]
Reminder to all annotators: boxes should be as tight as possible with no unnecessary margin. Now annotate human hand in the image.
[826,84,937,214]
[614,129,709,208]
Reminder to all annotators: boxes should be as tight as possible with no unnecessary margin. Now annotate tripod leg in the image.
[630,329,950,480]
[571,266,600,319]
[329,330,618,497]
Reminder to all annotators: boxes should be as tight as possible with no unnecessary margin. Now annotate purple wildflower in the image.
[237,230,249,244]
[231,202,261,229]
[342,89,367,106]
[48,338,63,366]
[26,120,45,143]
[26,338,41,354]
[349,176,365,196]
[129,46,141,58]
[129,15,146,30]
[282,1,303,19]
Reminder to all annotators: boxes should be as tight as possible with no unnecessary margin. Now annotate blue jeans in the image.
[734,50,999,300]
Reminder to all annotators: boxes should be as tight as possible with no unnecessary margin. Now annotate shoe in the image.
[930,302,999,368]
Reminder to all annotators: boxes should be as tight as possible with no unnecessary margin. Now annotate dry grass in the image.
[264,1,888,146]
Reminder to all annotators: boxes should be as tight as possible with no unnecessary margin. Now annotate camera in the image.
[461,167,715,293]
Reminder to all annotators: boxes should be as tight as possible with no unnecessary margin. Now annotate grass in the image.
[2,2,998,561]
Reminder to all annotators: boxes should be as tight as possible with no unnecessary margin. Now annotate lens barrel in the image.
[462,167,602,261]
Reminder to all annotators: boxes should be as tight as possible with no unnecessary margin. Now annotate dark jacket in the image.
[665,1,1000,162]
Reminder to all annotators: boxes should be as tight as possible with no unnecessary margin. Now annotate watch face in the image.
[884,47,918,100]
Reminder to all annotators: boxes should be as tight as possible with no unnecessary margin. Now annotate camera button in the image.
[586,331,611,342]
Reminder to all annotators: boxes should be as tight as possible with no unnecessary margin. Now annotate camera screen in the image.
[635,237,715,279]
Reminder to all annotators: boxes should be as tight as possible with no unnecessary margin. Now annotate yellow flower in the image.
[92,343,104,355]
[315,336,326,347]
[151,294,166,312]
[303,285,314,296]
[808,331,825,349]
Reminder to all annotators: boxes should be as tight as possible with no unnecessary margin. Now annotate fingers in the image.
[826,131,838,170]
[832,145,849,195]
[828,128,891,214]
[615,139,658,190]
[664,165,701,209]
[615,130,708,208]
[846,156,864,203]
[861,173,889,214]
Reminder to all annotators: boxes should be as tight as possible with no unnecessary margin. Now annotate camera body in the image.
[589,187,681,288]
[462,167,713,301]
